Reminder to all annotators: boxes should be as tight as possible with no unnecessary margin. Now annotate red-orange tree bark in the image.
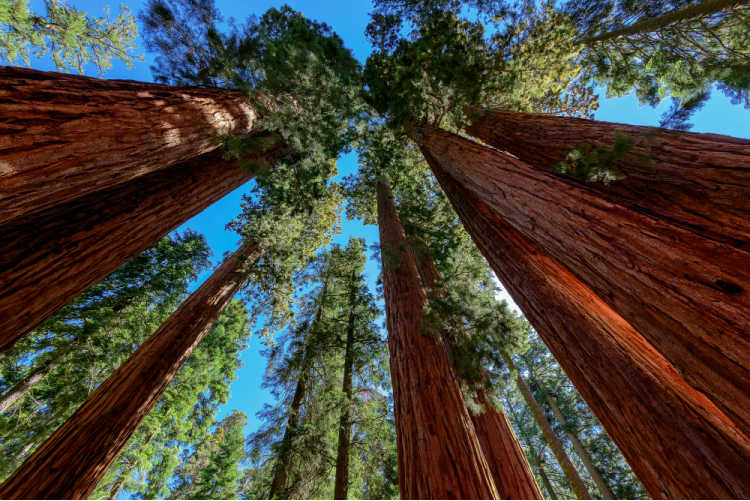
[466,108,750,245]
[0,240,262,499]
[417,124,750,438]
[377,177,499,499]
[408,236,541,499]
[0,143,279,352]
[0,66,263,224]
[426,154,750,498]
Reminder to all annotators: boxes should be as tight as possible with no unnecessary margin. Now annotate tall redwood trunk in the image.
[501,352,592,500]
[0,241,263,499]
[0,66,263,225]
[333,273,357,500]
[417,124,750,438]
[0,142,280,353]
[408,235,541,499]
[377,177,499,499]
[425,153,750,498]
[544,392,615,500]
[466,108,750,245]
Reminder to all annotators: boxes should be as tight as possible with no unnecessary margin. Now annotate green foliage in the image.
[243,240,396,499]
[0,232,210,483]
[555,132,636,183]
[0,0,140,73]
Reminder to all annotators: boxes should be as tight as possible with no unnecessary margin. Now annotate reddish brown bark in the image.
[417,124,750,438]
[0,145,279,352]
[408,235,541,499]
[0,241,262,499]
[0,66,263,225]
[377,177,499,500]
[466,108,750,246]
[426,154,750,498]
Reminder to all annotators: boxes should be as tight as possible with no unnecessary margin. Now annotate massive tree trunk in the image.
[424,153,750,498]
[377,177,499,500]
[0,140,281,353]
[333,273,357,500]
[465,108,750,246]
[579,0,749,43]
[417,124,750,438]
[0,241,263,499]
[0,342,74,413]
[501,352,591,500]
[407,234,541,499]
[544,392,615,500]
[0,66,265,225]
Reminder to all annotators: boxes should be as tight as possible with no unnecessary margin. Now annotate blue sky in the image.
[22,0,750,442]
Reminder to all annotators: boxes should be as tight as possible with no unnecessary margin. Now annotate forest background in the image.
[4,0,750,498]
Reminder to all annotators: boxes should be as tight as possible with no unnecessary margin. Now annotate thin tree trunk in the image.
[579,0,749,43]
[408,235,541,499]
[424,153,750,498]
[544,392,615,500]
[377,177,499,499]
[0,139,282,353]
[0,342,74,413]
[333,272,357,500]
[0,66,265,225]
[269,274,330,499]
[537,461,560,500]
[417,124,750,439]
[465,108,750,245]
[501,352,591,499]
[0,241,263,499]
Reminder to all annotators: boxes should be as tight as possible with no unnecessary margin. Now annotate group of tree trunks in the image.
[2,65,750,498]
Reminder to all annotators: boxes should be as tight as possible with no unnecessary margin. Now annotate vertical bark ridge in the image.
[424,152,750,498]
[0,241,263,499]
[466,108,750,246]
[377,177,499,500]
[0,142,281,353]
[418,124,750,438]
[0,66,264,224]
[408,235,541,499]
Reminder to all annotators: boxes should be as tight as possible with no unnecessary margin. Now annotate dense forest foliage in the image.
[1,0,748,498]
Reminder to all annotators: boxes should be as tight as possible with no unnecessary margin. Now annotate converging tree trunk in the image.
[537,460,560,500]
[334,272,357,500]
[466,108,750,245]
[0,66,264,225]
[0,241,263,499]
[0,140,281,353]
[376,177,499,499]
[424,153,750,498]
[544,392,615,500]
[501,352,592,500]
[408,235,541,499]
[579,0,749,43]
[417,124,750,438]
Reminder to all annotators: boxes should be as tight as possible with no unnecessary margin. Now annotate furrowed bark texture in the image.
[377,178,499,500]
[408,235,541,499]
[466,108,750,246]
[501,353,592,500]
[0,65,262,224]
[333,277,356,500]
[418,125,750,437]
[425,152,750,498]
[545,392,615,500]
[0,241,262,499]
[0,145,279,352]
